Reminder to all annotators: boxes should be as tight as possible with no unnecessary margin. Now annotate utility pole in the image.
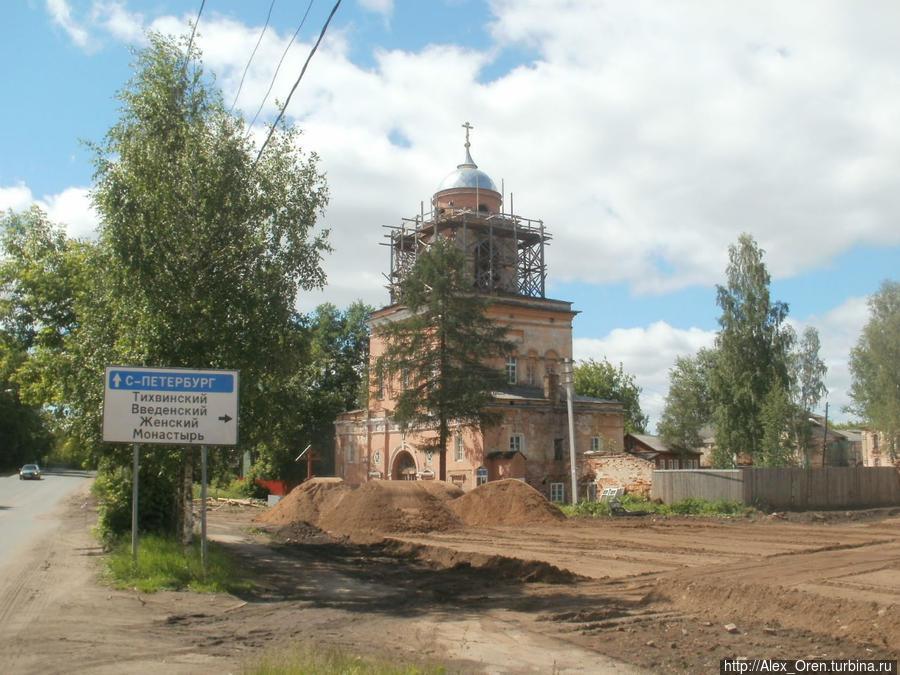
[563,357,578,504]
[821,401,829,468]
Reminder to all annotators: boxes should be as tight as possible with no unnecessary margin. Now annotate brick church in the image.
[334,125,624,503]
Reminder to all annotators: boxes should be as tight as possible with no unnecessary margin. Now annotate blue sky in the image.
[2,0,898,429]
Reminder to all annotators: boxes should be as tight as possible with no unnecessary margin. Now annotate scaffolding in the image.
[382,205,550,304]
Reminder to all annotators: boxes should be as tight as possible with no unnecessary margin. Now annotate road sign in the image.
[103,366,239,446]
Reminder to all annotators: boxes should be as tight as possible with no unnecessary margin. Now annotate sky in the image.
[2,0,898,430]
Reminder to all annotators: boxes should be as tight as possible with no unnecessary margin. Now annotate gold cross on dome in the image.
[462,121,473,149]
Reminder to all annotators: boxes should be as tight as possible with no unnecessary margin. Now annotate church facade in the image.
[334,126,624,503]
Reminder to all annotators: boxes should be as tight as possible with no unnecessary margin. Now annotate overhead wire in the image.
[185,0,206,60]
[253,0,342,167]
[230,0,278,113]
[247,0,316,132]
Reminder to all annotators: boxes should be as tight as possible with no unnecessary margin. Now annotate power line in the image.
[186,0,206,58]
[230,0,278,113]
[247,0,316,131]
[254,0,342,167]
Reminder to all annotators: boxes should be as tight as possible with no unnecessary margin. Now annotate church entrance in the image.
[392,450,417,481]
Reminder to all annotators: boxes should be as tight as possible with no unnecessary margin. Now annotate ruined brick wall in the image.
[585,453,655,497]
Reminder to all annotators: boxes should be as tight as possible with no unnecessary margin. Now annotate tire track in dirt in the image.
[0,484,96,672]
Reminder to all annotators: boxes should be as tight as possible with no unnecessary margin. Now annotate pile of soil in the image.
[256,478,465,537]
[450,478,566,526]
[318,480,464,536]
[255,477,348,527]
[256,477,566,537]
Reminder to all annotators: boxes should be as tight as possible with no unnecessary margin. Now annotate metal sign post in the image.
[132,443,139,564]
[201,445,208,568]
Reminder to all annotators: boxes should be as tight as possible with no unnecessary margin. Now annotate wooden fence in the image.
[650,467,900,509]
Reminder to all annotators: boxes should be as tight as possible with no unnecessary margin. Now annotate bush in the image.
[662,498,749,516]
[561,495,751,518]
[93,453,178,545]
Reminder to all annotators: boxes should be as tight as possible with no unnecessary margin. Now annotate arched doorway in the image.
[392,450,417,481]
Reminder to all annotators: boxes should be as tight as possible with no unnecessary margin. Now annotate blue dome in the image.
[436,148,498,193]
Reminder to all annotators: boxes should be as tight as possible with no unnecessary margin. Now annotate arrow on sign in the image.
[218,414,232,423]
[112,373,122,388]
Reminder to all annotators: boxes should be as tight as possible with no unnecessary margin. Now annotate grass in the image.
[243,643,448,675]
[103,534,253,593]
[192,478,256,500]
[560,495,754,518]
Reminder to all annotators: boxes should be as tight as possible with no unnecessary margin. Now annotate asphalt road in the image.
[0,468,94,569]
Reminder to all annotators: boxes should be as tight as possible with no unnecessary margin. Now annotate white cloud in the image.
[92,1,146,44]
[0,183,99,240]
[574,322,716,431]
[46,0,91,48]
[0,183,36,213]
[571,294,873,435]
[24,2,896,422]
[358,0,394,16]
[77,2,899,303]
[42,187,99,240]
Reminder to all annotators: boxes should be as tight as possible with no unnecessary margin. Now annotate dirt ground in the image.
[1,480,898,674]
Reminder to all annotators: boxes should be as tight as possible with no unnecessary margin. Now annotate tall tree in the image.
[758,377,796,466]
[709,234,793,467]
[848,280,900,460]
[789,326,828,466]
[658,348,716,452]
[0,207,84,467]
[574,357,648,434]
[375,238,513,481]
[257,301,372,480]
[84,32,329,540]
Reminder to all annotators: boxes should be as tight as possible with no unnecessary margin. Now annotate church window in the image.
[550,482,565,503]
[454,431,464,462]
[506,356,518,384]
[347,443,355,463]
[476,466,488,486]
[554,438,564,461]
[590,436,604,452]
[474,239,499,289]
[509,434,523,454]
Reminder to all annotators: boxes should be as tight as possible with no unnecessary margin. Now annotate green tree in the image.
[82,32,329,541]
[0,207,84,467]
[709,234,794,467]
[789,326,828,466]
[658,347,716,452]
[574,357,648,435]
[0,383,53,470]
[758,377,796,467]
[375,238,513,481]
[848,280,900,460]
[256,302,372,481]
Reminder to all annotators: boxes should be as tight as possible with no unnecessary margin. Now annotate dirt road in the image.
[1,482,897,674]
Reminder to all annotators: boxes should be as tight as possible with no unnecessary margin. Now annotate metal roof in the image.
[436,147,499,193]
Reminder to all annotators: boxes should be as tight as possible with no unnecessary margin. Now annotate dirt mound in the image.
[450,478,565,526]
[255,477,349,527]
[257,477,561,537]
[318,480,463,536]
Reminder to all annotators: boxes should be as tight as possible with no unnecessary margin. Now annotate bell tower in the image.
[385,122,550,302]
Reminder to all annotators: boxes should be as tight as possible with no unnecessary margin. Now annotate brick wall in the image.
[585,453,654,497]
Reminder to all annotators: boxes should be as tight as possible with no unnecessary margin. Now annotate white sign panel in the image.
[103,366,239,446]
